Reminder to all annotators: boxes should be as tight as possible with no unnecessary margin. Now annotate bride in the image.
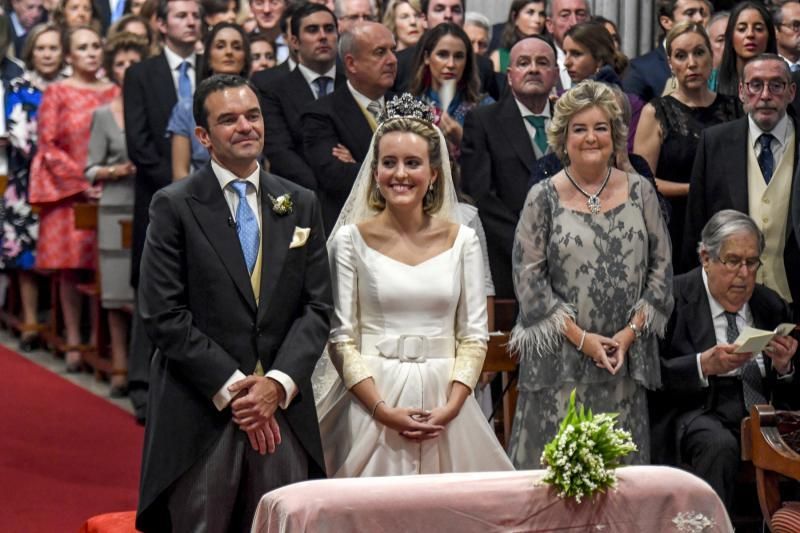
[313,94,513,477]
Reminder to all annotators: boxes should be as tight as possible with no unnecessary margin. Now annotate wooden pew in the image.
[742,405,800,531]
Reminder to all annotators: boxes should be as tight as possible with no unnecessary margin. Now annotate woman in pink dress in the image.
[30,25,118,371]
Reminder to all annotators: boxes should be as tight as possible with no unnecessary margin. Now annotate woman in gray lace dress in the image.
[507,81,674,468]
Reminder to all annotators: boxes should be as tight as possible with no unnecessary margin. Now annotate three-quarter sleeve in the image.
[509,182,575,361]
[29,85,90,204]
[452,228,489,390]
[631,176,674,337]
[85,109,109,183]
[327,226,372,389]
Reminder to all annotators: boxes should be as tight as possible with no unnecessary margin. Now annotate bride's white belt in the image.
[360,334,456,363]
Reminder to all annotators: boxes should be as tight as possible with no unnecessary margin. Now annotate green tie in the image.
[525,115,548,154]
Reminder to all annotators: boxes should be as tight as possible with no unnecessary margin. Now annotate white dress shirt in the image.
[515,97,551,154]
[297,63,337,98]
[347,80,385,115]
[163,46,197,97]
[209,159,298,411]
[694,269,793,385]
[555,43,571,90]
[748,112,792,168]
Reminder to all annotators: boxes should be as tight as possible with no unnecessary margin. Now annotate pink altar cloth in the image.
[251,466,733,532]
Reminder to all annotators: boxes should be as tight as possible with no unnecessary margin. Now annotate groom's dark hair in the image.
[193,74,259,130]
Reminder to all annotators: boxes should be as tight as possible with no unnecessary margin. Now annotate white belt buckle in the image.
[397,335,427,362]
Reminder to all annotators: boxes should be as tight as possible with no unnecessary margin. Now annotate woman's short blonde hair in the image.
[547,80,628,166]
[368,117,445,215]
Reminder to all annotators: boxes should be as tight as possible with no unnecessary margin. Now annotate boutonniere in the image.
[268,193,293,215]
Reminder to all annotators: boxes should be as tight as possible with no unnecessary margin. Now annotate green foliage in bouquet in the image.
[541,390,637,502]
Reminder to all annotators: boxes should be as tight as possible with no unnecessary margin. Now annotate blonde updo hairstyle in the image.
[548,80,628,166]
[368,117,446,215]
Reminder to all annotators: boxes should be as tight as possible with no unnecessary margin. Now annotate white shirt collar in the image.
[514,97,551,119]
[346,80,384,110]
[297,62,336,87]
[9,13,25,36]
[163,46,197,72]
[701,268,749,322]
[747,110,791,148]
[212,159,261,194]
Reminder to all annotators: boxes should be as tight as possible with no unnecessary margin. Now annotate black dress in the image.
[651,93,741,271]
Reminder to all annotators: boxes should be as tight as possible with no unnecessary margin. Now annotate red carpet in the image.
[0,346,143,532]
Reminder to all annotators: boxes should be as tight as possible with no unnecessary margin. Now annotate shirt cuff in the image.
[213,369,247,411]
[776,361,795,380]
[265,369,297,409]
[696,353,709,387]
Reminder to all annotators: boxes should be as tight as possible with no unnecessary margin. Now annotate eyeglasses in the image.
[780,20,800,32]
[341,14,376,22]
[715,255,762,272]
[744,80,788,95]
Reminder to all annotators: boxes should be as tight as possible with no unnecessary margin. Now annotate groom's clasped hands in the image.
[229,376,285,455]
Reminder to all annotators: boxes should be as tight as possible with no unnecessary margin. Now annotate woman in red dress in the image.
[30,26,118,371]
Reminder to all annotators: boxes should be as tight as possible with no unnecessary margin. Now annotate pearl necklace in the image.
[563,166,612,215]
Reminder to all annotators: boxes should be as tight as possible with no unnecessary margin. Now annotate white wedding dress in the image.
[315,223,514,478]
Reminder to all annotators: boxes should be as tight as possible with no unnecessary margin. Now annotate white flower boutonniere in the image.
[269,193,293,215]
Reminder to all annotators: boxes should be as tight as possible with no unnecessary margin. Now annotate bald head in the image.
[341,22,397,99]
[508,37,558,111]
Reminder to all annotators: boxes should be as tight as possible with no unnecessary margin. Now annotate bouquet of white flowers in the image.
[541,390,637,503]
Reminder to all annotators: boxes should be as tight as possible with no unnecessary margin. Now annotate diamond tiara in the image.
[378,93,435,125]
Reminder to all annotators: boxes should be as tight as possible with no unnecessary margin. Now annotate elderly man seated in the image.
[651,210,799,511]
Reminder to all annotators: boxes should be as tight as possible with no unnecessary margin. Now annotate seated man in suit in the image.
[683,53,800,311]
[7,0,45,57]
[623,0,709,102]
[258,3,344,190]
[461,35,557,299]
[302,21,395,233]
[652,210,798,511]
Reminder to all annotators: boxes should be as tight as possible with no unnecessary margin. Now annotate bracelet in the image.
[108,165,115,178]
[577,329,586,352]
[627,322,642,339]
[370,399,385,418]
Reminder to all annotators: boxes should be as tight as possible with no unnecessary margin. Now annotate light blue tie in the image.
[231,181,259,274]
[112,0,126,23]
[178,61,192,100]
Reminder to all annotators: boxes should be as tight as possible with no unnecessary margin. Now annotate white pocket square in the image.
[289,227,310,248]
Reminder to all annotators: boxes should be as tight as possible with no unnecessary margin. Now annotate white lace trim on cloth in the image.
[632,299,670,338]
[672,511,716,532]
[509,301,575,361]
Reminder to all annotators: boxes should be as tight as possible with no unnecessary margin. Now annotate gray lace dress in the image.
[507,173,673,468]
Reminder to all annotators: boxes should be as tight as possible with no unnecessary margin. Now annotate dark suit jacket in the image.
[650,267,797,465]
[135,165,332,531]
[682,115,800,304]
[623,44,670,103]
[255,65,345,191]
[123,52,202,287]
[391,43,500,101]
[301,86,381,233]
[461,94,543,299]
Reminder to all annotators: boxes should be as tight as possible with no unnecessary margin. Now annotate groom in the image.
[135,75,332,532]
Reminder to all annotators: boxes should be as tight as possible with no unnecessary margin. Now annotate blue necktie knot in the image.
[231,180,259,274]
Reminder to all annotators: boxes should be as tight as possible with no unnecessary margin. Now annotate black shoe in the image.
[110,384,129,398]
[18,334,40,352]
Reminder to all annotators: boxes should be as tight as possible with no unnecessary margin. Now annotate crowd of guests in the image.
[1,0,799,528]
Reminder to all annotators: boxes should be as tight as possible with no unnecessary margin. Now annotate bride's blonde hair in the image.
[368,117,446,215]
